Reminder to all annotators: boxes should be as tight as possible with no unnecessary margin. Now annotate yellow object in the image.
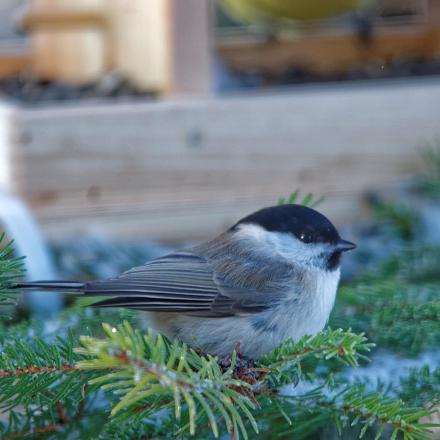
[220,0,358,23]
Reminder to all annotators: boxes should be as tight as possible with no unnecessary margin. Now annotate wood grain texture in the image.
[8,79,440,241]
[218,22,440,75]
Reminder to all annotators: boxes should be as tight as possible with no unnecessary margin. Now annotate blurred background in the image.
[0,1,440,437]
[0,0,439,308]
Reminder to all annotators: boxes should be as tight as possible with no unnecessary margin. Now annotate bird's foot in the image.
[218,343,269,384]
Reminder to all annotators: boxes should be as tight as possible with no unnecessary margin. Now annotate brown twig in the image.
[5,424,60,440]
[0,364,77,378]
[5,387,90,440]
[56,400,68,424]
[2,368,93,439]
[77,384,87,418]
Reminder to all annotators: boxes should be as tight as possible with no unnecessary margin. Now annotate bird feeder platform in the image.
[1,78,439,242]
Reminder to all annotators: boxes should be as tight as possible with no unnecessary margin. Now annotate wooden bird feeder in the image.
[217,0,440,77]
[22,0,212,95]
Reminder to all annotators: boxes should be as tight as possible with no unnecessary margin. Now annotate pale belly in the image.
[147,269,340,358]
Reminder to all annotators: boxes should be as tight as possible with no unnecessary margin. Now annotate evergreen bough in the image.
[0,196,439,439]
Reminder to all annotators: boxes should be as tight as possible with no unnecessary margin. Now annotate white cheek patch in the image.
[235,223,268,242]
[235,223,331,267]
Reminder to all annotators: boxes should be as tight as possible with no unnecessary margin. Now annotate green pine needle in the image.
[0,189,439,440]
[0,233,25,308]
[277,190,324,207]
[76,321,258,439]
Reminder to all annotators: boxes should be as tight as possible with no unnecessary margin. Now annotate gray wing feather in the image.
[195,234,299,314]
[86,251,225,314]
[87,240,299,317]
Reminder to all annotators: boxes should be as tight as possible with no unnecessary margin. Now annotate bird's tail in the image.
[12,281,85,292]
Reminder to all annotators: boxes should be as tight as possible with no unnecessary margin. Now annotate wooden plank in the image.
[0,53,31,78]
[108,0,212,94]
[108,0,169,92]
[24,0,213,93]
[30,29,107,83]
[9,78,440,241]
[22,10,105,29]
[26,0,108,84]
[0,103,13,190]
[165,0,213,95]
[217,23,440,75]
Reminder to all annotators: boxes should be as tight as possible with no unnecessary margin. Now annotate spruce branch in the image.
[0,330,89,412]
[262,327,373,368]
[73,322,432,440]
[4,401,73,440]
[75,321,259,440]
[5,422,61,440]
[252,384,437,440]
[0,319,435,439]
[259,328,373,389]
[334,280,440,355]
[398,365,440,408]
[277,190,324,207]
[0,215,438,439]
[2,391,95,440]
[417,147,440,198]
[0,363,77,377]
[334,386,435,440]
[0,233,25,308]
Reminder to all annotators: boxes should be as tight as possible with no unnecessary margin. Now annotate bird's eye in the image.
[299,233,314,243]
[299,233,310,242]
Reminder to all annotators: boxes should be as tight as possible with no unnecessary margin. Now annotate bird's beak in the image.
[335,239,356,252]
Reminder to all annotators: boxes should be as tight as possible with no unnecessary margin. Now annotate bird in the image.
[15,204,356,359]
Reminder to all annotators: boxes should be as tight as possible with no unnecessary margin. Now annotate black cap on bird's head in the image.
[231,204,356,260]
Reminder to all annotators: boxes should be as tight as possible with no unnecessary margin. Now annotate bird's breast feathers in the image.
[152,265,340,358]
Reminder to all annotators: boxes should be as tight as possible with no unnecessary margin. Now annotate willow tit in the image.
[16,204,355,358]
